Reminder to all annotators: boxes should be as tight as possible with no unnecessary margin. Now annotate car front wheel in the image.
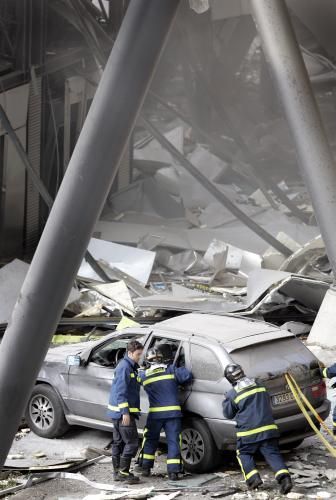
[181,417,219,473]
[26,385,70,438]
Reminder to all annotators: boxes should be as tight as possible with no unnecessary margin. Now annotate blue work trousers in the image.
[141,417,182,473]
[237,438,290,485]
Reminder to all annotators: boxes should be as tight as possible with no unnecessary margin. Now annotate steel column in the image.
[251,0,336,275]
[0,0,180,466]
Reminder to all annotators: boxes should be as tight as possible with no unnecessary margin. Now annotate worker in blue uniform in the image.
[322,363,336,433]
[137,344,192,480]
[223,364,292,495]
[107,339,144,483]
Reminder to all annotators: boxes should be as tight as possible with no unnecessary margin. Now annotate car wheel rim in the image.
[29,394,55,430]
[181,427,205,465]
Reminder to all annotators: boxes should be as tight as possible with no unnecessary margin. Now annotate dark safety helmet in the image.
[225,364,245,384]
[156,343,173,363]
[146,344,173,364]
[146,348,161,363]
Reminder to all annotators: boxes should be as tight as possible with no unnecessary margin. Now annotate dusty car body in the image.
[26,313,330,472]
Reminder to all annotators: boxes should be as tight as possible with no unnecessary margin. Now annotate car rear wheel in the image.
[26,385,70,438]
[181,418,219,473]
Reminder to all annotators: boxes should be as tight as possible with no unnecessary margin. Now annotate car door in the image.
[185,341,227,420]
[66,332,146,423]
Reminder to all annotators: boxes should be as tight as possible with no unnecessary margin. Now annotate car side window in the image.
[90,336,144,368]
[190,343,222,381]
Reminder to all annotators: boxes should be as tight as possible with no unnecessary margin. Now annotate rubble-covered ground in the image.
[3,386,336,500]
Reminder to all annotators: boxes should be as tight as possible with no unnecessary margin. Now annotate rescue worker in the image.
[137,344,192,480]
[222,364,292,495]
[107,339,144,483]
[322,363,336,433]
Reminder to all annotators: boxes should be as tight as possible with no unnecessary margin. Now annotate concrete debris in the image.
[286,494,304,499]
[151,492,181,500]
[168,473,218,488]
[82,490,154,500]
[79,238,155,285]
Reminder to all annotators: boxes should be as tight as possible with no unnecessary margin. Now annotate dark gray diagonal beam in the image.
[0,0,180,467]
[251,0,336,275]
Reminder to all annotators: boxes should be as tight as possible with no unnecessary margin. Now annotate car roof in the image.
[154,313,284,344]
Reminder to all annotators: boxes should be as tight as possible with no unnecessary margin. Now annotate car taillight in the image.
[311,380,326,399]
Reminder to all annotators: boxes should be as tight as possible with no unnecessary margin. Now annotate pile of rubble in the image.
[0,125,333,339]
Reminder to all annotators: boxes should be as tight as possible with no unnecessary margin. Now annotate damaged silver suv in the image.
[26,313,330,473]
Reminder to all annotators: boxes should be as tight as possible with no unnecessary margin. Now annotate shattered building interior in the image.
[2,0,336,496]
[1,0,336,333]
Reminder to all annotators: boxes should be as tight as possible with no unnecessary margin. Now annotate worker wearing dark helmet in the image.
[223,364,292,495]
[137,344,192,480]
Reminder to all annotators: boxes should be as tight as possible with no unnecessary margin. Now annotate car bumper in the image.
[205,398,331,451]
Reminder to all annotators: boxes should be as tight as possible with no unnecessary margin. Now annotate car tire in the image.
[26,385,70,438]
[181,417,219,473]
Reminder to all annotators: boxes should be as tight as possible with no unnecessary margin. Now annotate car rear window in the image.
[190,343,223,381]
[230,338,316,378]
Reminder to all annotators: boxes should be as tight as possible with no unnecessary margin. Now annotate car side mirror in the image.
[66,355,82,367]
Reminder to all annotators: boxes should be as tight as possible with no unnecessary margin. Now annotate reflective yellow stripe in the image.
[246,469,259,481]
[323,367,328,378]
[108,405,120,412]
[167,459,181,464]
[234,387,266,404]
[237,424,278,437]
[236,451,246,480]
[149,406,181,413]
[145,368,165,376]
[333,421,336,427]
[143,374,175,386]
[130,373,135,378]
[236,383,256,393]
[143,454,155,460]
[118,402,129,408]
[275,469,289,478]
[108,404,140,413]
[119,471,129,476]
[137,376,142,383]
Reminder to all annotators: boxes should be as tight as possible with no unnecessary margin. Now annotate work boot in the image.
[141,467,151,477]
[279,475,292,495]
[112,456,120,482]
[247,474,263,490]
[168,472,180,481]
[118,457,140,483]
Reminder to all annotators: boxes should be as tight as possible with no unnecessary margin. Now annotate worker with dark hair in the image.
[322,363,336,433]
[223,364,292,495]
[107,339,144,483]
[137,344,192,480]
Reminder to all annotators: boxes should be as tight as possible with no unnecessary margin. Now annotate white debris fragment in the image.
[307,493,331,499]
[286,493,304,499]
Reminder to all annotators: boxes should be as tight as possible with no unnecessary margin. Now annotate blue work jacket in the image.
[323,363,336,379]
[107,355,141,419]
[138,363,192,420]
[222,377,279,444]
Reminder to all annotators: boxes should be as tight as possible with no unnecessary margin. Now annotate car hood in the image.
[45,340,97,362]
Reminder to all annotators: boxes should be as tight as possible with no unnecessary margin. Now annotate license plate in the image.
[272,391,295,406]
